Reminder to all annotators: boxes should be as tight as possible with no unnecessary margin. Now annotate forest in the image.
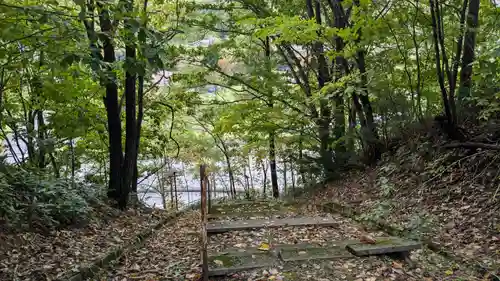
[0,0,499,280]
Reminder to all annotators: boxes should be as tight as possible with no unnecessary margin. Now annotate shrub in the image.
[0,165,103,231]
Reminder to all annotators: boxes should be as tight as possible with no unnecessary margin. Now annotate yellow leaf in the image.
[445,269,453,275]
[268,276,276,280]
[258,242,270,251]
[214,259,224,266]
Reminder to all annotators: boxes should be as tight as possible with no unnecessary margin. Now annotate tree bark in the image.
[261,161,267,198]
[283,161,287,194]
[263,36,279,198]
[269,130,279,198]
[70,139,75,181]
[224,153,236,198]
[353,0,381,164]
[120,0,138,209]
[248,156,254,190]
[459,0,480,101]
[131,0,149,200]
[98,4,123,202]
[429,0,454,128]
[356,49,381,163]
[330,0,348,165]
[309,0,335,175]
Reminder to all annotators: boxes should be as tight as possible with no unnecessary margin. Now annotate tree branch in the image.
[441,142,500,151]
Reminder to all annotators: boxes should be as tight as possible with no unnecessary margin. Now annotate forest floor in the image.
[94,200,484,281]
[1,188,495,281]
[313,136,500,279]
[2,130,499,281]
[0,204,172,281]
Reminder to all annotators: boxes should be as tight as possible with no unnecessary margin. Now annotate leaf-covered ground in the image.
[313,141,500,278]
[0,205,170,281]
[95,201,484,281]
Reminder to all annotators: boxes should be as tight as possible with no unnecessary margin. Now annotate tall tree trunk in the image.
[264,36,279,198]
[169,175,174,209]
[269,130,279,198]
[330,0,347,161]
[298,136,307,186]
[244,173,250,199]
[131,0,149,200]
[131,61,145,199]
[36,110,46,169]
[353,0,381,164]
[429,0,454,127]
[33,52,45,169]
[173,172,178,210]
[411,0,423,120]
[309,0,335,176]
[212,174,216,198]
[459,0,480,103]
[283,161,287,194]
[248,156,254,190]
[224,153,236,198]
[291,161,296,196]
[120,0,138,209]
[356,49,381,163]
[98,5,123,202]
[347,100,356,151]
[70,139,75,181]
[261,162,267,198]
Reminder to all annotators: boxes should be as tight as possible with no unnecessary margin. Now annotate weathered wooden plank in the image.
[208,264,270,276]
[208,251,278,276]
[345,237,421,256]
[280,252,354,262]
[207,210,291,220]
[279,243,355,262]
[207,217,339,233]
[208,240,359,257]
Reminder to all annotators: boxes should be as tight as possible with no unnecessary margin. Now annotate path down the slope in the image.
[96,200,481,281]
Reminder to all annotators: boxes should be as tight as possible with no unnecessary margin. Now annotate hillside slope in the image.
[316,125,500,277]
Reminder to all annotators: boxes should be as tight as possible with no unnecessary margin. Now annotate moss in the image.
[209,254,238,267]
[374,238,394,245]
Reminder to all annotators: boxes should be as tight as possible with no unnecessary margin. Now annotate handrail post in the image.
[200,164,208,281]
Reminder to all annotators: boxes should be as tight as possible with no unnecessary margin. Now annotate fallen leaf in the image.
[392,261,403,269]
[258,242,270,251]
[360,234,376,244]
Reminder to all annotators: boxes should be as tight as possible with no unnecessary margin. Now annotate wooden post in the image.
[291,162,296,198]
[173,172,178,210]
[207,174,212,214]
[200,165,209,281]
[283,161,287,195]
[169,174,174,209]
[212,174,216,199]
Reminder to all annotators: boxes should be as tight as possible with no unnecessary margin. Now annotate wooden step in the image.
[208,250,278,276]
[207,217,338,234]
[345,237,421,256]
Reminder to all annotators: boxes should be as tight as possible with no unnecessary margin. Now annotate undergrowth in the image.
[0,163,104,232]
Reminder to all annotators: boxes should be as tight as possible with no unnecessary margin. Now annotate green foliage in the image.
[358,200,393,224]
[0,164,100,230]
[0,0,498,223]
[405,211,434,240]
[377,176,396,197]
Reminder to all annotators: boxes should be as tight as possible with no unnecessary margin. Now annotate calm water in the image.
[138,191,229,209]
[136,161,298,209]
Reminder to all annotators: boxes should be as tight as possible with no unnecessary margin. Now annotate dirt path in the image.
[97,201,482,281]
